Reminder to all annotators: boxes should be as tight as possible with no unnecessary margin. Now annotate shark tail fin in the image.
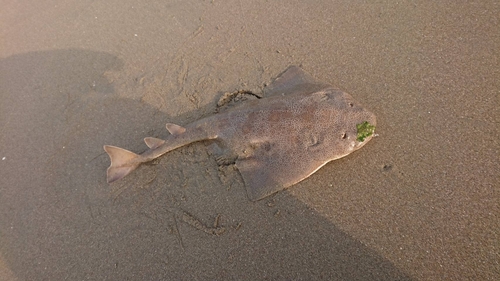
[103,145,141,183]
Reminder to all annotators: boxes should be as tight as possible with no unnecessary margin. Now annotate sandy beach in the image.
[1,1,498,280]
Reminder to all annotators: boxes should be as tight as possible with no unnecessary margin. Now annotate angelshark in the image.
[104,66,376,201]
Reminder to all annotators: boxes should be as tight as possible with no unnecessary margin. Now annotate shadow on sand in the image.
[0,49,413,280]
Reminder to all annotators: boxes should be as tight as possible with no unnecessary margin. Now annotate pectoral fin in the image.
[264,66,330,97]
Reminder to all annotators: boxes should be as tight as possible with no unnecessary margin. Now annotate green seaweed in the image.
[356,121,375,142]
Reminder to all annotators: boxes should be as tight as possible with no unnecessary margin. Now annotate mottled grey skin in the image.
[104,66,376,201]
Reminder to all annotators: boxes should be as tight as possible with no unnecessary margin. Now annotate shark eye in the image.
[348,102,354,107]
[341,133,347,139]
[316,92,330,101]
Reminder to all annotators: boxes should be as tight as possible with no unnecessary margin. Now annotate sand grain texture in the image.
[0,1,498,280]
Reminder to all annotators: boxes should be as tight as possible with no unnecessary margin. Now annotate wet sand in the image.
[0,1,498,280]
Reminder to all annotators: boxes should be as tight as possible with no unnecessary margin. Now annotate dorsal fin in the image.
[166,123,186,135]
[144,137,165,149]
